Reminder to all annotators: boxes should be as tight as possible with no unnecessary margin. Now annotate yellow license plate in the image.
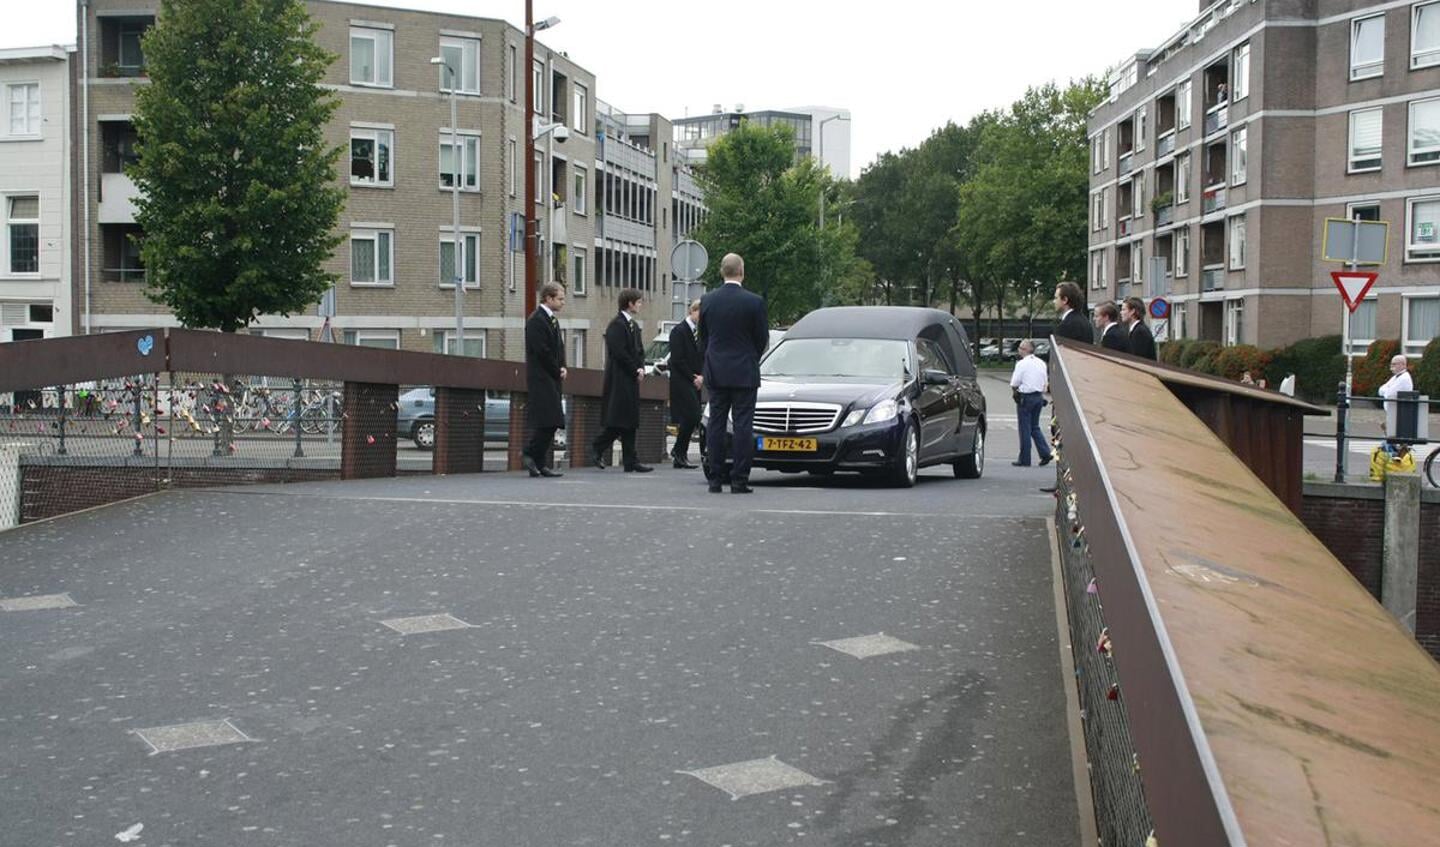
[759,437,817,452]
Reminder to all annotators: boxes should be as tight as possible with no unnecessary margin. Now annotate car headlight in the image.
[862,399,900,425]
[841,408,866,428]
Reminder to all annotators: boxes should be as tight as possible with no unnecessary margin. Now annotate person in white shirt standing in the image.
[1008,339,1052,467]
[1378,355,1415,453]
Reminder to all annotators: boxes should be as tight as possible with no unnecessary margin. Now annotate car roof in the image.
[783,307,961,340]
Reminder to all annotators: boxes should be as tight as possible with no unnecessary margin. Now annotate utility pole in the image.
[523,0,537,316]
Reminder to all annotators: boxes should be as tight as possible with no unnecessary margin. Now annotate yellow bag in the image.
[1369,446,1416,481]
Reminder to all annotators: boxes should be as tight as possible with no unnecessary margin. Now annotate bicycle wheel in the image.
[1425,446,1439,488]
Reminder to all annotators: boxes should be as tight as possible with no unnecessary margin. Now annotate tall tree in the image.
[130,0,345,332]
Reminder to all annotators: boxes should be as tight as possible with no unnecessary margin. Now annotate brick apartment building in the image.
[1089,0,1440,357]
[73,0,704,366]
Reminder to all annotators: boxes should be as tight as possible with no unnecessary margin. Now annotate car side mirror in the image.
[922,370,950,386]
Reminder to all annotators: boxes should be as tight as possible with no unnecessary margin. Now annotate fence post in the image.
[1381,470,1422,633]
[1333,381,1348,484]
[55,386,67,456]
[292,377,305,459]
[132,381,145,457]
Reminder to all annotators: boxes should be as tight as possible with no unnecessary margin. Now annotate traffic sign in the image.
[1148,297,1170,320]
[1330,271,1378,313]
[670,240,708,282]
[1322,217,1389,264]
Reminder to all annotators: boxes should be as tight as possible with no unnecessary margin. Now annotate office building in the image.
[672,104,851,178]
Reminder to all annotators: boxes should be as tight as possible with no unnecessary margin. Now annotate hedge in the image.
[1265,335,1344,403]
[1159,338,1193,366]
[1213,345,1272,382]
[1417,336,1440,398]
[1180,340,1220,370]
[1352,339,1401,396]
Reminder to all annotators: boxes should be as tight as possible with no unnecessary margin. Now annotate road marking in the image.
[379,613,475,635]
[678,756,829,800]
[0,593,78,612]
[133,719,252,754]
[813,633,920,659]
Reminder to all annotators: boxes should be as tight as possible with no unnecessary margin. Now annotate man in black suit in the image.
[590,288,652,473]
[1053,282,1094,345]
[699,253,769,494]
[523,282,568,477]
[668,299,704,469]
[1122,296,1157,360]
[1095,301,1127,353]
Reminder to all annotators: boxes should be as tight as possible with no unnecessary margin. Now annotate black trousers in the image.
[525,426,559,467]
[592,426,637,468]
[705,386,757,483]
[673,418,698,460]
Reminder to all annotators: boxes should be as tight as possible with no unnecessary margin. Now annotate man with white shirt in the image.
[1095,301,1126,353]
[1009,339,1052,467]
[1379,355,1415,450]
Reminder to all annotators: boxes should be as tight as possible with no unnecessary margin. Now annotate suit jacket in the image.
[525,307,566,428]
[699,283,769,389]
[1126,321,1157,360]
[1054,309,1095,345]
[601,312,645,429]
[668,320,703,424]
[1099,322,1127,353]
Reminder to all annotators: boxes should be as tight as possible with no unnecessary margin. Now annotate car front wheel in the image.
[413,420,436,451]
[888,418,919,488]
[954,425,984,479]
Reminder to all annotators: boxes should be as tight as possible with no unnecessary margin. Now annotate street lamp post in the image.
[816,113,850,228]
[431,56,463,353]
[523,6,560,317]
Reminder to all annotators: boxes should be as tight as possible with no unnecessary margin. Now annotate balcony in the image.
[1156,204,1174,226]
[1203,107,1228,136]
[99,173,141,224]
[1156,131,1176,158]
[1201,185,1226,214]
[1202,264,1224,292]
[1118,216,1133,237]
[1118,152,1134,177]
[1117,281,1132,299]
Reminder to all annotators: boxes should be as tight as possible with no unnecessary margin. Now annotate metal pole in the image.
[1334,380,1349,484]
[546,129,554,283]
[523,0,538,316]
[450,66,464,355]
[56,385,67,456]
[292,377,305,459]
[1345,214,1361,394]
[132,380,144,457]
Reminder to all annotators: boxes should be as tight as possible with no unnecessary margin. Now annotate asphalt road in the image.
[0,378,1080,847]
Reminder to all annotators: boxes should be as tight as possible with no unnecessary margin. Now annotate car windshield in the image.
[644,340,669,360]
[761,338,912,379]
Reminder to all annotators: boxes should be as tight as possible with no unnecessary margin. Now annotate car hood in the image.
[757,376,901,411]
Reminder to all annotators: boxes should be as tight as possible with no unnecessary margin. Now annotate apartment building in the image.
[673,105,852,178]
[73,0,697,367]
[1088,0,1440,357]
[1,45,71,342]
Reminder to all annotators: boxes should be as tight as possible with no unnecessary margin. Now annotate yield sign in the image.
[1330,271,1378,313]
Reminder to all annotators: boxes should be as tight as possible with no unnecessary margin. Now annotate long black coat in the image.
[668,320,703,425]
[1099,323,1127,353]
[601,313,645,429]
[1126,321,1157,360]
[525,307,566,428]
[1054,309,1095,345]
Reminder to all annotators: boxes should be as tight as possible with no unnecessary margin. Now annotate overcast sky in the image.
[7,0,1203,176]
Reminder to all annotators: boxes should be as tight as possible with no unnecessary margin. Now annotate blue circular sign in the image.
[1148,298,1169,320]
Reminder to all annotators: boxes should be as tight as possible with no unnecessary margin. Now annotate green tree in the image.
[130,0,345,332]
[692,122,866,324]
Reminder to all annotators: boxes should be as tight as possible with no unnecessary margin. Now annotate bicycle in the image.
[1425,444,1439,488]
[297,387,343,435]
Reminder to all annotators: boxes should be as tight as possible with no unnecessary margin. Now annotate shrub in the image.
[1265,335,1344,403]
[1416,336,1440,398]
[1213,344,1272,382]
[1159,338,1192,366]
[1352,339,1400,396]
[1180,340,1220,370]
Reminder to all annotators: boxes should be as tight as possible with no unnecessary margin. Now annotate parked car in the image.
[397,387,566,451]
[701,307,986,487]
[979,342,1001,361]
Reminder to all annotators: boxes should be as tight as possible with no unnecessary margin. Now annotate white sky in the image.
[6,0,1204,176]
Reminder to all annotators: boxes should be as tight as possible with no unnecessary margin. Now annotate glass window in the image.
[1135,106,1147,151]
[1414,2,1440,68]
[1231,127,1248,185]
[6,195,40,274]
[1409,97,1440,164]
[439,37,480,94]
[1349,108,1383,172]
[350,27,393,87]
[1349,298,1378,355]
[572,83,587,132]
[1407,196,1440,259]
[1225,298,1244,346]
[1348,202,1382,222]
[434,331,485,357]
[532,61,544,113]
[1177,80,1192,130]
[7,83,40,136]
[1177,152,1191,201]
[507,45,517,102]
[572,246,587,294]
[439,134,479,190]
[570,329,586,368]
[1132,243,1144,284]
[1351,14,1385,79]
[573,166,586,214]
[1405,296,1440,355]
[350,127,393,187]
[440,233,479,287]
[1232,43,1250,100]
[1090,250,1103,289]
[347,330,399,349]
[118,22,146,70]
[761,338,912,379]
[1176,225,1190,276]
[508,139,517,196]
[1229,215,1246,269]
[350,229,393,285]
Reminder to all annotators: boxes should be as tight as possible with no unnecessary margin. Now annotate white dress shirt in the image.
[1009,354,1048,394]
[1379,370,1413,400]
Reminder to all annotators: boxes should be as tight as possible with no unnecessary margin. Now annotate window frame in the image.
[572,82,588,133]
[1348,107,1384,172]
[1402,293,1440,356]
[1177,80,1193,131]
[437,131,481,192]
[1408,96,1440,166]
[1405,194,1440,261]
[1177,152,1192,202]
[3,193,41,276]
[1224,297,1244,346]
[349,227,394,287]
[438,230,480,289]
[1228,214,1247,270]
[348,329,400,349]
[1232,43,1250,101]
[1230,127,1248,186]
[437,36,481,95]
[571,244,587,295]
[508,138,517,197]
[349,125,394,188]
[349,26,394,88]
[569,329,586,368]
[1175,225,1190,277]
[572,164,587,214]
[507,44,517,102]
[1348,296,1379,355]
[1351,13,1386,80]
[1413,1,1440,69]
[6,82,41,138]
[532,60,545,113]
[1135,106,1147,152]
[433,329,486,357]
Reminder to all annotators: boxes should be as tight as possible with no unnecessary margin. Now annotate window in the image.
[439,232,479,288]
[1404,295,1440,355]
[6,83,40,137]
[1232,43,1250,101]
[118,20,146,71]
[1231,128,1248,185]
[1132,173,1144,219]
[573,166,587,214]
[1225,298,1244,346]
[1349,298,1378,355]
[532,61,544,113]
[507,44,517,102]
[1101,187,1109,227]
[345,329,399,349]
[534,152,543,202]
[1135,106,1147,151]
[350,127,393,187]
[1177,152,1191,201]
[1176,225,1190,276]
[1229,215,1247,269]
[1131,243,1144,285]
[1413,1,1440,68]
[5,195,39,274]
[439,133,479,190]
[1351,14,1385,79]
[1348,201,1382,222]
[572,83,587,132]
[1409,97,1440,165]
[1090,250,1103,289]
[1406,195,1440,259]
[438,37,480,94]
[350,228,393,286]
[508,139,517,196]
[572,246,587,294]
[570,329,586,368]
[1349,108,1383,172]
[1092,135,1103,174]
[350,27,393,87]
[433,330,485,357]
[1092,192,1103,231]
[1177,80,1192,130]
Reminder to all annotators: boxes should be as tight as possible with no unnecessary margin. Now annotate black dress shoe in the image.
[1039,454,1053,467]
[539,467,563,478]
[625,463,654,473]
[522,455,541,477]
[673,457,698,469]
[1011,460,1031,467]
[731,482,753,494]
[708,482,724,493]
[590,449,606,469]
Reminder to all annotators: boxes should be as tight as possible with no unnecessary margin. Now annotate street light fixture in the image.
[817,113,850,228]
[533,119,569,286]
[431,55,465,355]
[523,2,561,317]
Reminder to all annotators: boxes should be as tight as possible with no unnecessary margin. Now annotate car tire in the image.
[413,420,436,451]
[954,425,985,479]
[888,417,919,488]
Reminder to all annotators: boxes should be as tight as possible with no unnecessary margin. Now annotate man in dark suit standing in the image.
[668,299,704,469]
[1052,281,1094,345]
[1121,296,1157,360]
[590,288,652,473]
[523,282,568,477]
[1095,301,1127,353]
[700,253,769,494]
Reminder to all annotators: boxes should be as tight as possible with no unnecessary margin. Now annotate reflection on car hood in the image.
[757,376,900,410]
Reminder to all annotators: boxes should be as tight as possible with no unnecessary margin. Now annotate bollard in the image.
[1334,381,1348,484]
[292,377,305,459]
[56,385,68,456]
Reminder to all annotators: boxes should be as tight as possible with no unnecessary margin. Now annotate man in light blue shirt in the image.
[1008,340,1052,467]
